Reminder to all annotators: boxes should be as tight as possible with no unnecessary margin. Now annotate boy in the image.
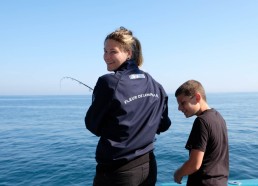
[173,80,229,186]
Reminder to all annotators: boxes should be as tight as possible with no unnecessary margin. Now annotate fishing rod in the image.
[60,76,94,91]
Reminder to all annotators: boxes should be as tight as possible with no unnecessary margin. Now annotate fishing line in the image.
[60,76,93,91]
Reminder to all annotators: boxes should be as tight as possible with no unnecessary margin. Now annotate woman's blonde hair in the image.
[104,27,143,66]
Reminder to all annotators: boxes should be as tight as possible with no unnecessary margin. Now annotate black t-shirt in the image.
[185,108,229,186]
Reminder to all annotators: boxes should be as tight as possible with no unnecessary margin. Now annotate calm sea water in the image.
[0,93,257,185]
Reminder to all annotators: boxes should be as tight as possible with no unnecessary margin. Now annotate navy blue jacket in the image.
[85,60,171,164]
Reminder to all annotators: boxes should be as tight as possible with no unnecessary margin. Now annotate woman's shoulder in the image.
[99,73,116,80]
[97,73,119,89]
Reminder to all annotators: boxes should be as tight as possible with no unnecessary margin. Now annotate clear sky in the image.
[1,0,258,95]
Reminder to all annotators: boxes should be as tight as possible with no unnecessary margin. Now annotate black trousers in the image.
[93,152,157,186]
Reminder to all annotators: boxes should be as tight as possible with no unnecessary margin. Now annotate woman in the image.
[85,27,171,186]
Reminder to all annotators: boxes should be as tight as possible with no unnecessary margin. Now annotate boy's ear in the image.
[195,93,201,102]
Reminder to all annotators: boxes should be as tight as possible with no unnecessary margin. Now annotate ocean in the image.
[0,93,257,185]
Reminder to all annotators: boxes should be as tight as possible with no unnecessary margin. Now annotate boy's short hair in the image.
[175,80,207,101]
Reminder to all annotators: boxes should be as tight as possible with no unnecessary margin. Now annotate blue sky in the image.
[1,0,258,95]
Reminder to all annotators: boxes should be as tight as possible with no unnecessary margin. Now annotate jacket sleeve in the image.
[156,93,172,134]
[85,77,113,136]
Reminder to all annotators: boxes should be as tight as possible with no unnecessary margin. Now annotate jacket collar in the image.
[115,60,137,72]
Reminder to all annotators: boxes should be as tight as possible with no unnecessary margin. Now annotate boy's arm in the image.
[173,149,204,184]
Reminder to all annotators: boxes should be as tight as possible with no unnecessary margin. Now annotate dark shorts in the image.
[93,152,157,186]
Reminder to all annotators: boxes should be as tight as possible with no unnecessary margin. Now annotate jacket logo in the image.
[129,74,145,79]
[124,93,159,104]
